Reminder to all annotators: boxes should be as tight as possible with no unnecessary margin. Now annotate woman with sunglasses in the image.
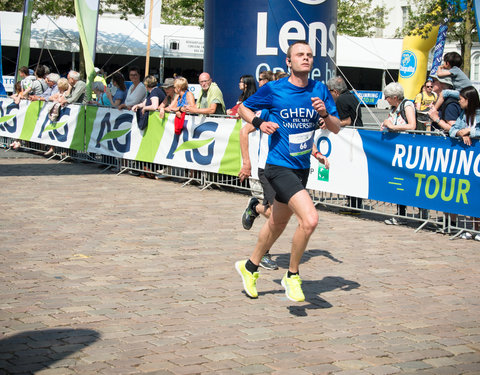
[415,80,437,131]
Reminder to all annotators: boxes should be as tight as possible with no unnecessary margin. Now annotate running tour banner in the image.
[1,98,478,217]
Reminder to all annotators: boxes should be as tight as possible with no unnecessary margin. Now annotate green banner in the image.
[16,0,34,81]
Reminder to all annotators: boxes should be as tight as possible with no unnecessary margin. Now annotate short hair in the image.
[444,52,463,68]
[46,73,60,84]
[383,82,405,100]
[259,70,274,82]
[129,66,141,75]
[92,81,105,92]
[34,65,46,78]
[143,75,158,88]
[68,70,81,81]
[43,65,50,75]
[327,76,348,93]
[19,66,29,75]
[174,77,189,92]
[57,78,70,91]
[275,71,289,80]
[286,40,310,59]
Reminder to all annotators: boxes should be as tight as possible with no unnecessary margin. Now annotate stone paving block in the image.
[1,158,480,374]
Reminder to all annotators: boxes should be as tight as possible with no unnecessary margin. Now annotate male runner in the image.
[235,41,341,302]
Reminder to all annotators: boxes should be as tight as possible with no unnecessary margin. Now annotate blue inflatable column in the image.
[204,0,337,108]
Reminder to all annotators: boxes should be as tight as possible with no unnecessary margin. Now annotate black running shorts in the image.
[258,168,275,207]
[264,163,309,204]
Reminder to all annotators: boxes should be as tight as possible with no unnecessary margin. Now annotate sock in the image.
[287,270,299,278]
[245,259,259,273]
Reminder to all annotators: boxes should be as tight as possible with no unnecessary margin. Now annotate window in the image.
[401,6,410,28]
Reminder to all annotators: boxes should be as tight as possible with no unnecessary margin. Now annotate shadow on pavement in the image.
[0,328,100,374]
[0,162,106,177]
[274,248,343,269]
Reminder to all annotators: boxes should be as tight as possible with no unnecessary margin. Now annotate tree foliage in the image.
[397,0,477,76]
[161,0,203,26]
[337,0,389,37]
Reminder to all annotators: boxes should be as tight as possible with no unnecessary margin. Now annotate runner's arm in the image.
[238,104,279,135]
[239,123,256,182]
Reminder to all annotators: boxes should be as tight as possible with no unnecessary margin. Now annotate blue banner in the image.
[429,23,448,76]
[204,0,337,108]
[353,91,382,106]
[359,130,480,217]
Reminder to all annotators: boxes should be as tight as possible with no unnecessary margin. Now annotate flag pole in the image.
[145,0,154,76]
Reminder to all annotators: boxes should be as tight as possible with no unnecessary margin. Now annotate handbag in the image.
[174,111,186,135]
[136,109,149,131]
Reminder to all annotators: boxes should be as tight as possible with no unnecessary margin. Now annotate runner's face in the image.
[287,44,313,74]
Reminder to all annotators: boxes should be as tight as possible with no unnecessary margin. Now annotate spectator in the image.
[184,72,225,115]
[166,77,195,134]
[258,70,274,86]
[227,75,257,117]
[327,75,363,213]
[30,73,60,101]
[119,67,147,110]
[105,72,127,108]
[90,82,112,107]
[448,86,480,241]
[9,82,23,149]
[44,78,72,156]
[381,82,416,226]
[428,74,462,134]
[92,67,107,100]
[434,52,472,111]
[274,71,289,80]
[327,76,363,127]
[22,65,47,98]
[158,78,175,118]
[415,80,437,130]
[132,75,165,130]
[57,70,86,105]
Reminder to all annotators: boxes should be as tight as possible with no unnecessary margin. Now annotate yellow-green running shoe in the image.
[235,260,259,298]
[281,272,305,302]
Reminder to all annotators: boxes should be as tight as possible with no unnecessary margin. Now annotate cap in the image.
[161,78,175,88]
[430,73,453,86]
[28,69,34,75]
[94,67,100,74]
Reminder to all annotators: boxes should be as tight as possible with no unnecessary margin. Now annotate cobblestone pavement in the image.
[0,157,479,375]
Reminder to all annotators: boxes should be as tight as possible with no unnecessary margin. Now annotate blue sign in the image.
[359,130,480,217]
[354,90,382,106]
[399,50,417,79]
[204,0,337,108]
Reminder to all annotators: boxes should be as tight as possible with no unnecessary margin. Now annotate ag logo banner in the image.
[152,115,242,175]
[86,107,142,159]
[30,103,83,148]
[307,128,369,198]
[0,98,35,139]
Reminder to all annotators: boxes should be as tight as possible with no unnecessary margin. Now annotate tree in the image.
[397,0,477,76]
[161,0,203,26]
[0,0,144,78]
[337,0,389,37]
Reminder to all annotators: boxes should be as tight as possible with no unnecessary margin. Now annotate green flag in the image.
[74,0,100,101]
[15,0,34,82]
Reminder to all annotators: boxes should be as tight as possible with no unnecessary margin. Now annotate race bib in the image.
[289,130,313,156]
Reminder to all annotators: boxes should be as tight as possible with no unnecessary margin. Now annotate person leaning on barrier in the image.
[22,65,48,99]
[327,76,363,213]
[381,82,416,225]
[118,67,147,110]
[448,86,480,241]
[132,75,165,130]
[105,72,127,108]
[89,82,112,107]
[184,72,226,115]
[158,78,176,118]
[30,73,60,102]
[428,74,462,134]
[57,70,86,106]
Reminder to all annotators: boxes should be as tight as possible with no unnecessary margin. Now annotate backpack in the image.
[398,99,419,128]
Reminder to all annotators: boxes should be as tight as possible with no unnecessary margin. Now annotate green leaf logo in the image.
[43,121,68,133]
[100,129,131,142]
[174,138,214,153]
[0,114,16,123]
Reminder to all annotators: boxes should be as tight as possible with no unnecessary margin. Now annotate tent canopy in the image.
[1,11,402,69]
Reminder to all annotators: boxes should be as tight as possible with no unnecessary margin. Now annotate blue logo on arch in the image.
[399,50,417,79]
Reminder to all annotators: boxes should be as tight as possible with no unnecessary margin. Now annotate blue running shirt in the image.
[243,77,338,169]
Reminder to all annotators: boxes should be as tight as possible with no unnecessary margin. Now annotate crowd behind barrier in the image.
[1,97,478,240]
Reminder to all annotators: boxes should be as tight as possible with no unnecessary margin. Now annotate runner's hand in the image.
[259,121,279,135]
[238,163,252,182]
[315,153,330,169]
[311,97,328,117]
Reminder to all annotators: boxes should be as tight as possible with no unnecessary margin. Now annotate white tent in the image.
[0,11,204,60]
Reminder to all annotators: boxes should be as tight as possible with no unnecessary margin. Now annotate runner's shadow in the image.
[0,328,100,373]
[273,276,360,317]
[274,249,343,269]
